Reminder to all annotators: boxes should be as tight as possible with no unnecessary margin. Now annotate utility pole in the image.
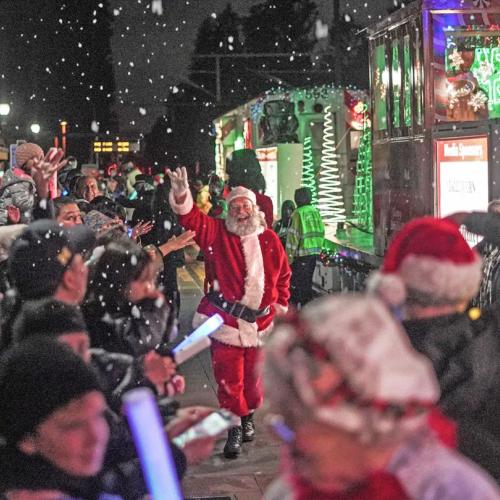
[332,0,342,87]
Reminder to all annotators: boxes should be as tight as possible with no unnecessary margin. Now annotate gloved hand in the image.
[166,167,189,200]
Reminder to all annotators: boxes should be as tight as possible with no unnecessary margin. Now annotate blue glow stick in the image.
[173,313,223,354]
[123,388,183,500]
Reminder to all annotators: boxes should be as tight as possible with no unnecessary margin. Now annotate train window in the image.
[391,39,401,129]
[373,43,388,131]
[414,25,424,127]
[403,35,413,128]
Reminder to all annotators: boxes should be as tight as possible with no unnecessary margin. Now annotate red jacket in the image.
[172,193,290,347]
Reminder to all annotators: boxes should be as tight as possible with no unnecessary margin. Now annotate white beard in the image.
[225,209,265,236]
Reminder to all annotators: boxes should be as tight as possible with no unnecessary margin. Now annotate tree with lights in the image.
[301,136,318,206]
[352,107,373,231]
[317,105,346,226]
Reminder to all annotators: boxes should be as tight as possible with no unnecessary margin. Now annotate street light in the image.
[30,123,41,134]
[0,103,10,117]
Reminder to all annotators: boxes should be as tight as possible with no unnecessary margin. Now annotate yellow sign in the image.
[93,140,138,153]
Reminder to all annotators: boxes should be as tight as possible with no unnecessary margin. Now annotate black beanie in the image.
[0,337,101,444]
[12,298,88,344]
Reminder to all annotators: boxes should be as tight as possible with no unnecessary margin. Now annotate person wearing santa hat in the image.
[368,216,500,482]
[167,166,291,459]
[263,295,499,500]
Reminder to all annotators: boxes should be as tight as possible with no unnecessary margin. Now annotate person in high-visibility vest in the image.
[286,187,324,308]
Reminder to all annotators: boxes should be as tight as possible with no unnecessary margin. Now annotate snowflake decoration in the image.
[473,0,491,8]
[477,60,493,83]
[448,49,465,71]
[468,91,488,112]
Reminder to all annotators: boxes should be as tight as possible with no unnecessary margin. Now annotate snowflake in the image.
[151,0,163,15]
[448,49,464,71]
[477,60,493,83]
[468,91,488,112]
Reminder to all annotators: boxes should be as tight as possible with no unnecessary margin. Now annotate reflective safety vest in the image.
[286,205,324,264]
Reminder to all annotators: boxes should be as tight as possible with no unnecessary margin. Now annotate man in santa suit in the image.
[167,167,291,459]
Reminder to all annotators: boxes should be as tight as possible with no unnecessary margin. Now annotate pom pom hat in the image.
[368,217,482,306]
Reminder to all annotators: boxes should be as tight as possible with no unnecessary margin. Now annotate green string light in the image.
[301,136,318,206]
[352,106,373,231]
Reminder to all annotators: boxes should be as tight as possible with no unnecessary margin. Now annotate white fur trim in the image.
[239,231,265,310]
[169,189,193,216]
[192,311,273,347]
[398,254,482,302]
[366,271,407,307]
[226,186,257,206]
[273,303,288,316]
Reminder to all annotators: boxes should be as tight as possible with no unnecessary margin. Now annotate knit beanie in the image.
[15,143,44,169]
[367,216,482,306]
[264,295,439,444]
[226,186,257,206]
[0,337,101,445]
[12,298,88,344]
[9,220,95,300]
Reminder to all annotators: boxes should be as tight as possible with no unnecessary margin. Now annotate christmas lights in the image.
[317,105,346,225]
[300,136,318,206]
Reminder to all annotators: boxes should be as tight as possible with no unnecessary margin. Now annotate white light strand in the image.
[317,105,346,224]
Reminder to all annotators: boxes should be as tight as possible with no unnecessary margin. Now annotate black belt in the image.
[207,292,270,323]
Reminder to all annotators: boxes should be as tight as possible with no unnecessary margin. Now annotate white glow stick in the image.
[174,336,212,365]
[173,313,223,354]
[123,388,183,500]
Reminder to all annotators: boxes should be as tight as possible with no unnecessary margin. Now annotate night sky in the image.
[111,0,400,136]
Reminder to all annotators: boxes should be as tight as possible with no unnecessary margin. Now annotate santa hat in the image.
[264,295,439,443]
[226,186,257,206]
[368,217,481,306]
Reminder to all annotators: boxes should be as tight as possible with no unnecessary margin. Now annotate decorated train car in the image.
[213,85,367,220]
[318,0,500,293]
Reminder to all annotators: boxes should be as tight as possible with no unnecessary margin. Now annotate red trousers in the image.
[210,339,264,417]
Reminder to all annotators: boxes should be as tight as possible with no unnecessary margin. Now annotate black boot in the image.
[241,413,255,442]
[223,426,243,459]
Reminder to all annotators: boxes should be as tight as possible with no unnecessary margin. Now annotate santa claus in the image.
[167,167,290,458]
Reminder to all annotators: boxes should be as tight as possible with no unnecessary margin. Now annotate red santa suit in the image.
[170,187,290,416]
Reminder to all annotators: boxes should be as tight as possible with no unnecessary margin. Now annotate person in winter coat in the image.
[273,199,295,248]
[167,166,290,459]
[368,216,500,482]
[286,187,324,308]
[83,238,177,359]
[1,219,95,351]
[263,295,500,500]
[0,338,148,499]
[0,143,66,225]
[10,299,219,476]
[459,202,500,309]
[207,174,228,220]
[12,297,180,409]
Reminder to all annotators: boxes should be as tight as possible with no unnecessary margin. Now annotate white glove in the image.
[166,167,189,197]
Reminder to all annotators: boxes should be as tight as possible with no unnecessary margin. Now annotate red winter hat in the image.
[368,217,481,306]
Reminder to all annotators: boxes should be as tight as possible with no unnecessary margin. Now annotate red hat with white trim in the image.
[368,216,481,306]
[226,186,257,206]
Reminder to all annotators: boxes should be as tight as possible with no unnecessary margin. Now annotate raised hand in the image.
[165,166,189,197]
[159,230,196,256]
[31,148,68,199]
[130,220,154,240]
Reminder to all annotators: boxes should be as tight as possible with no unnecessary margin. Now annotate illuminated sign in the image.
[436,136,489,246]
[93,140,139,153]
